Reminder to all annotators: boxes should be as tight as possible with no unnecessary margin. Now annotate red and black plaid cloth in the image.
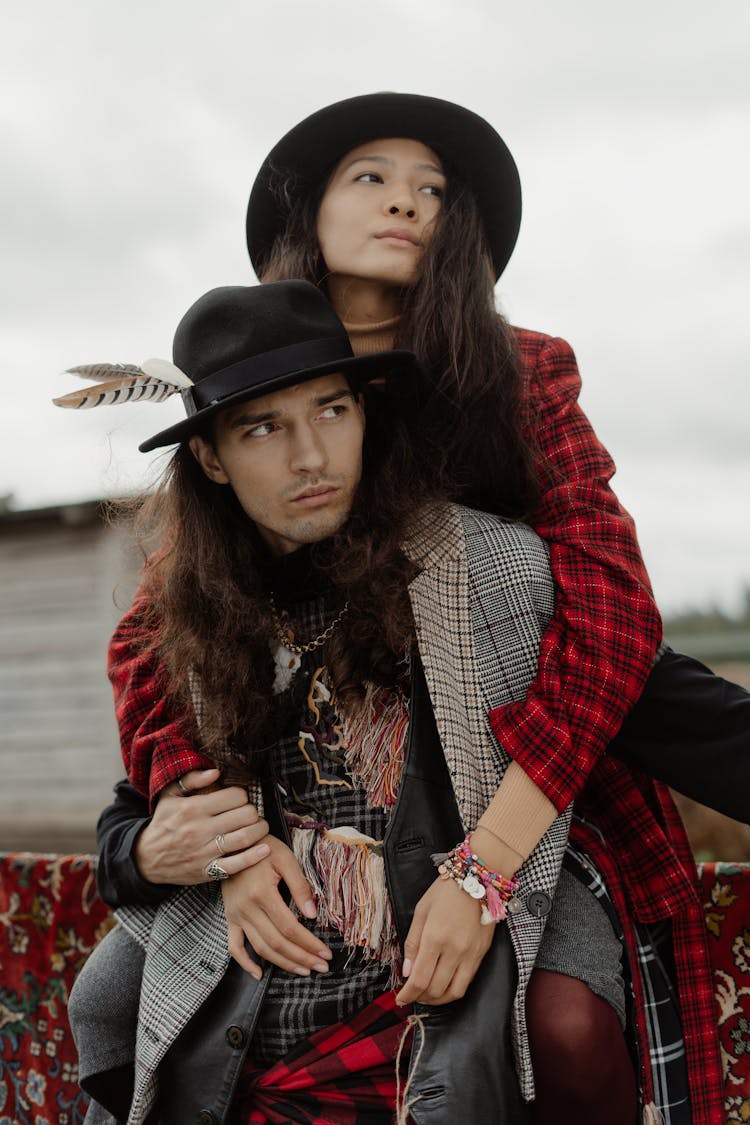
[232,990,411,1125]
[490,330,662,810]
[489,332,722,1119]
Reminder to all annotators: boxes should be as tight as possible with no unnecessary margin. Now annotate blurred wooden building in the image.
[0,498,137,852]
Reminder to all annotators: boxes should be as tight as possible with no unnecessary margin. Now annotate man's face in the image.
[189,373,365,556]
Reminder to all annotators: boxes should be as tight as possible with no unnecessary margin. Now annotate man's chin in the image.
[286,509,350,548]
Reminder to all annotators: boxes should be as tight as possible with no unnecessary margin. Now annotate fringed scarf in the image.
[286,672,409,980]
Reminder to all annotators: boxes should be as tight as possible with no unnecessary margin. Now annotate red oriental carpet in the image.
[700,862,750,1124]
[0,853,114,1125]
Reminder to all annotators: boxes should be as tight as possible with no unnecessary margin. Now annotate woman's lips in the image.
[376,228,421,248]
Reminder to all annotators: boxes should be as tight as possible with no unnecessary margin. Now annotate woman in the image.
[96,94,725,1122]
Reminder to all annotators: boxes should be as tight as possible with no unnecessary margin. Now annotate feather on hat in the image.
[53,359,193,410]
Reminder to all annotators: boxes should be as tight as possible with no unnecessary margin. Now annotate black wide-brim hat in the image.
[140,280,416,452]
[247,92,522,281]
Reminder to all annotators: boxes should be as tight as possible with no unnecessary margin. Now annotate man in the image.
[63,281,715,1124]
[65,279,572,1124]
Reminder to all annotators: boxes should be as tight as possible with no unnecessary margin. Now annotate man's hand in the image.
[221,835,333,980]
[134,768,270,885]
[395,876,494,1006]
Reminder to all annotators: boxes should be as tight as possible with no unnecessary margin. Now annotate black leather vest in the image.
[159,657,529,1124]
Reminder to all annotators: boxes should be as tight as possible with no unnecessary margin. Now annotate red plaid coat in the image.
[107,327,722,1119]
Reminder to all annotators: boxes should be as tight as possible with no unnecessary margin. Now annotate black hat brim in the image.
[247,92,521,281]
[139,348,416,452]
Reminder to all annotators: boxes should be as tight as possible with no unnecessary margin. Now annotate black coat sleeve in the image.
[609,648,750,824]
[96,779,177,908]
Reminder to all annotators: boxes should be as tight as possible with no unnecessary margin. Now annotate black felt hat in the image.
[139,280,415,452]
[247,92,522,281]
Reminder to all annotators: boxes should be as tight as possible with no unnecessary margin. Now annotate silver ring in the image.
[206,859,229,882]
[177,777,191,796]
[215,833,227,856]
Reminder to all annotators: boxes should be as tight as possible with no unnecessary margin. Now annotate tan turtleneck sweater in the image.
[342,314,557,877]
[342,313,402,357]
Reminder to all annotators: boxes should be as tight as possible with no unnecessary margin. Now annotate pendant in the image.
[271,641,302,694]
[461,874,487,900]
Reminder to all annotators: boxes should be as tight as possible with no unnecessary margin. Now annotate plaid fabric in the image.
[566,840,691,1123]
[255,932,394,1071]
[108,599,210,802]
[115,880,233,1124]
[635,923,691,1124]
[570,801,724,1123]
[489,330,662,811]
[403,505,570,1099]
[233,990,411,1125]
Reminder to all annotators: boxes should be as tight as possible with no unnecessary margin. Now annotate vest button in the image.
[526,890,552,918]
[226,1024,246,1049]
[198,1112,216,1125]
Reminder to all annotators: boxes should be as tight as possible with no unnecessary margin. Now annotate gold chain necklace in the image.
[268,593,350,655]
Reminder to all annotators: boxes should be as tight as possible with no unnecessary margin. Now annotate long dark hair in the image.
[128,384,431,779]
[261,163,539,518]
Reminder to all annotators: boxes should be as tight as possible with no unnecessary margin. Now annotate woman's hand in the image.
[395,876,495,1007]
[221,835,332,981]
[134,768,270,885]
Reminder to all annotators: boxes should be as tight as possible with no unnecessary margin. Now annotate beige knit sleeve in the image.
[474,760,558,877]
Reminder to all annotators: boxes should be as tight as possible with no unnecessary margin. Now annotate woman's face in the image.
[316,137,445,292]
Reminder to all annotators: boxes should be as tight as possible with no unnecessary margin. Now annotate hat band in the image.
[188,337,354,413]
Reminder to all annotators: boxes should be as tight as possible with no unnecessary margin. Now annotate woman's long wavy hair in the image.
[261,161,540,517]
[129,384,431,781]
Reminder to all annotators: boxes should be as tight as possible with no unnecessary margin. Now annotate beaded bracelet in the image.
[432,834,521,925]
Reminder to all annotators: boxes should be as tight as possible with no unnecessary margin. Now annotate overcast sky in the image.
[2,0,748,615]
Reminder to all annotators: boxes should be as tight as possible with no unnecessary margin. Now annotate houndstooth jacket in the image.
[115,503,570,1122]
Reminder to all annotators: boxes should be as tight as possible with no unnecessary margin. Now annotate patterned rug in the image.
[1,852,749,1122]
[700,861,750,1124]
[0,853,113,1125]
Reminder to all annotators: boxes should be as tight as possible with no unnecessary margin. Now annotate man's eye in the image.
[319,404,346,419]
[247,422,275,437]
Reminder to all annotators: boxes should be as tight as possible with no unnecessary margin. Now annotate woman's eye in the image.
[420,184,444,198]
[355,172,383,184]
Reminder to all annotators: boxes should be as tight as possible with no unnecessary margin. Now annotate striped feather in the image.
[65,362,145,383]
[53,375,177,410]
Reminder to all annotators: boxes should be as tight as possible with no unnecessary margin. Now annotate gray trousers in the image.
[68,924,145,1124]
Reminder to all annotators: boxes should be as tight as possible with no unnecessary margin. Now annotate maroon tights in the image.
[526,969,638,1125]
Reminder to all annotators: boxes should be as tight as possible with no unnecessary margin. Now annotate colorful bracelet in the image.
[432,834,521,925]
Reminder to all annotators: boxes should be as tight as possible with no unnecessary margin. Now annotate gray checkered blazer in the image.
[116,503,570,1120]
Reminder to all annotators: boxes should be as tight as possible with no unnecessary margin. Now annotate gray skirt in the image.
[534,863,627,1028]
